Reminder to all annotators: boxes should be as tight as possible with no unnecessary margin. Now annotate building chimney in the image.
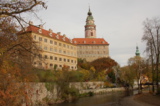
[49,29,52,33]
[29,21,33,25]
[39,25,43,29]
[57,32,61,35]
[63,34,66,37]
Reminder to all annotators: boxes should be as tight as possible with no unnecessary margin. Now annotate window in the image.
[50,64,53,67]
[63,51,66,54]
[45,46,48,50]
[44,38,47,42]
[50,56,53,60]
[34,35,36,40]
[44,55,47,59]
[39,37,42,41]
[54,48,57,52]
[50,40,53,44]
[38,54,42,58]
[39,45,42,50]
[39,63,42,66]
[54,41,57,45]
[59,43,61,46]
[59,49,62,53]
[54,57,57,60]
[59,65,62,67]
[91,32,93,36]
[59,58,62,61]
[44,46,47,50]
[68,59,70,62]
[71,60,73,63]
[63,44,66,47]
[50,48,53,51]
[64,58,66,62]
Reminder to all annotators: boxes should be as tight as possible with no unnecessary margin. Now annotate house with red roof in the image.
[20,21,77,70]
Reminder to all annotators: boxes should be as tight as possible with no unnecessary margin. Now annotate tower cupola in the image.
[135,46,140,56]
[85,8,96,38]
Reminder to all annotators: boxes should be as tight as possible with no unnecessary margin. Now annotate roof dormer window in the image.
[38,29,42,33]
[70,39,72,43]
[49,33,52,37]
[62,37,65,41]
[56,35,59,39]
[84,41,86,43]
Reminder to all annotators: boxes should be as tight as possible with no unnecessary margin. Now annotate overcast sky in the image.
[27,0,160,66]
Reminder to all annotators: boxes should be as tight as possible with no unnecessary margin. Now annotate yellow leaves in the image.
[90,66,96,73]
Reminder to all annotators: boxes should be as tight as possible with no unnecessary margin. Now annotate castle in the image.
[73,8,109,62]
[20,8,109,70]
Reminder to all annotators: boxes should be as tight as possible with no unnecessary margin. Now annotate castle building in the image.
[20,8,109,69]
[73,8,109,62]
[20,22,77,70]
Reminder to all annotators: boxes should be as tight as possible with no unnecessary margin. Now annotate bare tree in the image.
[0,0,47,26]
[142,17,160,94]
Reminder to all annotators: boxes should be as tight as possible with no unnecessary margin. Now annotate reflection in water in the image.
[54,91,127,106]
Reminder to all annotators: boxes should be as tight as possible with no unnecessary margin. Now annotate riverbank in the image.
[120,93,160,106]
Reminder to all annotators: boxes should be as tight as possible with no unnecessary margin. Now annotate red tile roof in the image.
[72,38,109,45]
[21,25,75,44]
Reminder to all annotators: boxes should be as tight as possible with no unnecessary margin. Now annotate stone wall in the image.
[80,87,125,94]
[70,81,104,90]
[22,82,125,105]
[22,83,58,106]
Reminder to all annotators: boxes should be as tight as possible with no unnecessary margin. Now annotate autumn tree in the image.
[90,57,118,81]
[120,66,135,88]
[142,17,160,94]
[128,56,148,93]
[0,0,47,105]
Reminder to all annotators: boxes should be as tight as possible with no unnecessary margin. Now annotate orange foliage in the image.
[91,57,117,73]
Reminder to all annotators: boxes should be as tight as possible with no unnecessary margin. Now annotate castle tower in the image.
[85,8,96,38]
[135,46,140,56]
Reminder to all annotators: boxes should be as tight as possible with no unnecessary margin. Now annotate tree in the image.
[0,0,47,105]
[120,66,135,88]
[142,17,160,94]
[90,57,118,80]
[0,0,47,26]
[128,56,148,93]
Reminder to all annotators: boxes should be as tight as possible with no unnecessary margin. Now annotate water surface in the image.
[54,91,127,106]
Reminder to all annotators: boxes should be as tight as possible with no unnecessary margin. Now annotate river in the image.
[54,91,131,106]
